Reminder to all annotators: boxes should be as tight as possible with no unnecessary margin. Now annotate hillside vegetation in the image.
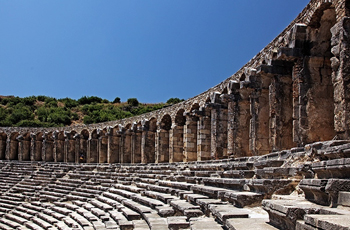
[0,96,184,127]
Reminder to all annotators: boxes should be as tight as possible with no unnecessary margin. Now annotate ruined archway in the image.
[98,129,108,163]
[183,103,199,162]
[156,114,172,163]
[89,129,99,163]
[295,4,336,144]
[79,129,89,163]
[9,132,19,160]
[172,109,186,162]
[0,133,7,160]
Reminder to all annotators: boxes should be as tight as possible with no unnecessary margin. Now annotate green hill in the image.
[0,96,184,127]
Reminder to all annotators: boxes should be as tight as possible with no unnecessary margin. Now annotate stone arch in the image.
[156,114,172,163]
[20,132,31,161]
[172,109,185,162]
[66,130,76,163]
[89,129,99,163]
[240,73,246,81]
[0,133,7,160]
[79,129,89,163]
[297,3,336,144]
[9,132,19,160]
[144,118,157,163]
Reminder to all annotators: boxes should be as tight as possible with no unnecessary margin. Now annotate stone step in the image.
[225,218,278,230]
[338,191,350,207]
[190,217,223,230]
[296,214,350,230]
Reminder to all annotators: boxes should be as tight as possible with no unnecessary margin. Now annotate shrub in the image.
[8,106,34,124]
[22,96,37,106]
[78,96,103,105]
[166,98,184,104]
[127,98,139,107]
[83,115,94,124]
[59,97,79,108]
[113,97,121,103]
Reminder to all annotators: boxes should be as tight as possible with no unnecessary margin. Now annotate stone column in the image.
[131,128,142,164]
[183,114,198,162]
[107,127,119,163]
[17,135,24,161]
[64,134,69,162]
[65,132,76,163]
[196,108,211,161]
[233,85,254,157]
[98,130,108,163]
[5,137,10,160]
[249,88,271,156]
[74,134,81,163]
[88,133,99,163]
[208,92,228,160]
[221,94,236,158]
[42,139,46,161]
[155,128,170,163]
[30,134,35,161]
[140,126,148,163]
[169,124,184,162]
[140,125,155,164]
[53,132,64,162]
[123,130,132,163]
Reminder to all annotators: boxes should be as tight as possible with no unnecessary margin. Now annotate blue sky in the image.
[0,0,309,103]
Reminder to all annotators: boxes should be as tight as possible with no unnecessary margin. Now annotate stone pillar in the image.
[30,134,35,161]
[208,92,228,160]
[5,137,10,160]
[249,88,271,156]
[169,124,184,162]
[234,85,254,157]
[140,125,156,164]
[74,134,81,163]
[131,129,142,164]
[155,128,170,163]
[331,17,350,139]
[123,131,132,163]
[17,135,24,161]
[64,132,75,163]
[64,135,69,162]
[196,108,211,161]
[53,132,64,162]
[98,131,108,163]
[21,136,30,161]
[107,127,119,163]
[89,137,98,163]
[221,94,236,158]
[183,114,198,162]
[42,139,46,161]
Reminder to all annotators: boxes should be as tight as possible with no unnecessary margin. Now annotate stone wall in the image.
[1,0,350,164]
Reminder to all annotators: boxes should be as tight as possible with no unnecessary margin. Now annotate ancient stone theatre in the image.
[0,0,350,229]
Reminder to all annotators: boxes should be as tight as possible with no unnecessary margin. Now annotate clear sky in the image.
[0,0,309,103]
